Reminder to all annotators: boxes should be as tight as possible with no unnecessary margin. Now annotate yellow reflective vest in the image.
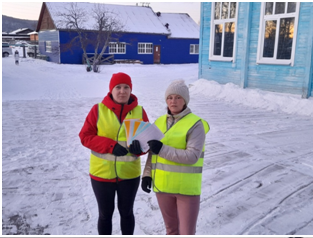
[89,103,143,180]
[151,113,209,195]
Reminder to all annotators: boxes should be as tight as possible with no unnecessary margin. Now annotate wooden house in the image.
[199,2,313,98]
[35,2,200,65]
[28,31,38,42]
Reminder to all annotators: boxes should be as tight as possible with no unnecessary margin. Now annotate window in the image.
[190,44,199,54]
[210,2,238,61]
[138,43,153,54]
[109,42,126,54]
[45,41,52,52]
[257,2,300,66]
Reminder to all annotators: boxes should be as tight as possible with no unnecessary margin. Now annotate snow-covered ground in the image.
[2,53,313,235]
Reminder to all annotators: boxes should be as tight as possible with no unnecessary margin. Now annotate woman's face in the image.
[112,84,131,104]
[166,94,186,115]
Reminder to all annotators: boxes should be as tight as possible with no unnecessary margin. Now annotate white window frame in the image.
[138,43,153,54]
[257,2,300,66]
[209,2,239,62]
[45,41,52,53]
[190,44,199,54]
[109,42,126,54]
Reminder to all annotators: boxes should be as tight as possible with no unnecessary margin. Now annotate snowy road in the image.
[193,99,313,235]
[2,56,313,235]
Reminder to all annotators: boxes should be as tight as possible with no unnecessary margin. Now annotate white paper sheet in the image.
[133,123,164,152]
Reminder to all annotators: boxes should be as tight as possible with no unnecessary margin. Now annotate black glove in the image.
[128,140,142,155]
[112,143,128,156]
[141,177,152,193]
[147,140,163,154]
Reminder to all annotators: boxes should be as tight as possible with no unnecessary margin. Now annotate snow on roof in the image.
[9,28,29,34]
[27,31,38,35]
[45,2,169,35]
[157,13,199,39]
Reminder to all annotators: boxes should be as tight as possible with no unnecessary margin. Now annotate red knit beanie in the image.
[109,72,132,92]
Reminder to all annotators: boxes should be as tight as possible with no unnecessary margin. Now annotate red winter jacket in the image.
[79,92,149,182]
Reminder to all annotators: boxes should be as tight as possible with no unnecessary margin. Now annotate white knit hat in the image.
[165,79,190,105]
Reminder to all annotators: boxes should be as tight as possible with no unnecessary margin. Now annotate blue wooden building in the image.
[199,2,313,98]
[36,2,200,65]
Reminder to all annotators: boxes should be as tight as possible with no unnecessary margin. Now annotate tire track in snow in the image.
[239,180,313,235]
[287,217,313,235]
[200,163,273,204]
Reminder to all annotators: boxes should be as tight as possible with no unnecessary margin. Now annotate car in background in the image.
[2,42,12,57]
[27,44,39,57]
[15,41,31,47]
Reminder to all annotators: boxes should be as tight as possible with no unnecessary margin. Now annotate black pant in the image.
[91,177,140,235]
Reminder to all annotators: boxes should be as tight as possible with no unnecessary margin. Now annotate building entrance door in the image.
[153,45,161,64]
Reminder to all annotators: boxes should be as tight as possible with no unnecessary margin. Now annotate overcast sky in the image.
[1,2,201,24]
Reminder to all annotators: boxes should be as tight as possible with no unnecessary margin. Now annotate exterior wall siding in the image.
[199,2,313,98]
[306,3,313,97]
[198,3,210,79]
[38,30,60,63]
[30,34,38,41]
[161,38,199,64]
[311,41,313,96]
[39,4,56,31]
[57,31,198,64]
[247,3,306,95]
[199,2,241,86]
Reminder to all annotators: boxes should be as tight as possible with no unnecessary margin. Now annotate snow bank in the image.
[190,79,313,117]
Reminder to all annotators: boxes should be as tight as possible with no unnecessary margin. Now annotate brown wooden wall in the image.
[30,34,38,41]
[39,4,56,31]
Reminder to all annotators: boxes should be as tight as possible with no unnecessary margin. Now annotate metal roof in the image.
[44,2,199,39]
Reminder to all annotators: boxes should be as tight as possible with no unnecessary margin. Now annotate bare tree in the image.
[56,3,124,72]
[56,3,92,70]
[90,3,123,72]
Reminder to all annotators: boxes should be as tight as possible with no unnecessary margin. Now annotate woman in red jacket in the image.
[79,72,149,235]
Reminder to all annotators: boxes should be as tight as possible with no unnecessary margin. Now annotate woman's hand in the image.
[141,177,152,193]
[112,143,128,156]
[128,140,142,154]
[147,140,163,154]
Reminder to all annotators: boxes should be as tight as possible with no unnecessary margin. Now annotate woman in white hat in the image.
[142,79,210,235]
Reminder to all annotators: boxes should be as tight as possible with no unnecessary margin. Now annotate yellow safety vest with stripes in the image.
[151,113,209,195]
[89,103,143,180]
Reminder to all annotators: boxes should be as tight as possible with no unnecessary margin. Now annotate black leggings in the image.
[91,177,140,235]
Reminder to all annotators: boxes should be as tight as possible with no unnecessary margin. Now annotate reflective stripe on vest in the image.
[151,158,204,173]
[152,113,209,195]
[89,103,143,180]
